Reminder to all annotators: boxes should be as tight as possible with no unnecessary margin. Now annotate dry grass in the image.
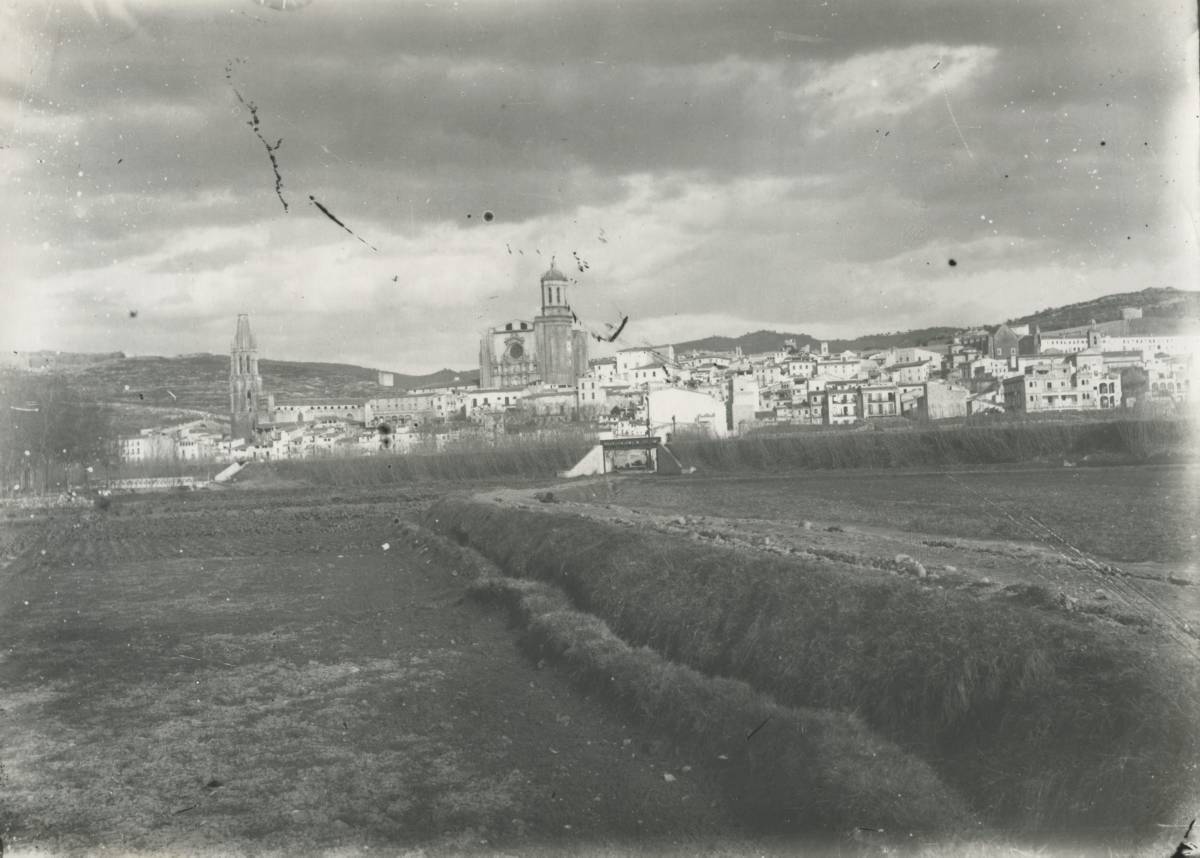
[101,417,1195,489]
[272,432,596,485]
[672,416,1195,471]
[424,499,1200,834]
[466,574,974,835]
[401,519,974,835]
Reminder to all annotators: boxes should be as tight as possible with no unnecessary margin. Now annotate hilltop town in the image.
[8,275,1199,468]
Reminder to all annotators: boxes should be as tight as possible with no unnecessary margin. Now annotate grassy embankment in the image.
[277,416,1194,485]
[102,417,1193,486]
[270,432,595,484]
[398,521,974,836]
[672,416,1195,471]
[422,499,1200,834]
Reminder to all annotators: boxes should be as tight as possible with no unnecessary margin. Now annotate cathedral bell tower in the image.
[533,259,588,387]
[230,314,263,442]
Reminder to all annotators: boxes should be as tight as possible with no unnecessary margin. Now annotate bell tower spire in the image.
[230,314,263,442]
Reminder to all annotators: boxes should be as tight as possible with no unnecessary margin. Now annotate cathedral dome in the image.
[540,262,568,283]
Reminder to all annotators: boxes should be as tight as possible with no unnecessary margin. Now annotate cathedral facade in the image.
[479,262,589,389]
[229,314,265,442]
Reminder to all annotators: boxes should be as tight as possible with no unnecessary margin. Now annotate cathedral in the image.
[478,261,589,388]
[229,314,265,442]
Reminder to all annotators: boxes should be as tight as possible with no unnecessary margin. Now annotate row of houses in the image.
[249,309,1198,441]
[120,307,1199,463]
[117,420,228,463]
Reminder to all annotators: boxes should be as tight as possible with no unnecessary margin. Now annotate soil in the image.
[0,488,739,855]
[2,471,1193,857]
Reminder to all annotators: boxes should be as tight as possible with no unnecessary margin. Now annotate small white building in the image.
[616,345,675,380]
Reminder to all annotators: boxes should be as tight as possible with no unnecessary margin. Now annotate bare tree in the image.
[0,372,113,493]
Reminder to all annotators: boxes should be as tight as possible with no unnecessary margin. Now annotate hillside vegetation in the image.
[40,353,479,413]
[1007,286,1199,331]
[673,326,960,355]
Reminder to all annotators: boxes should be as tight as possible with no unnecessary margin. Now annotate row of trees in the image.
[0,372,115,494]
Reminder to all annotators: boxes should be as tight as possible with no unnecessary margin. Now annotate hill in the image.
[43,353,479,415]
[1006,287,1200,332]
[673,327,960,356]
[2,350,127,371]
[673,289,1199,356]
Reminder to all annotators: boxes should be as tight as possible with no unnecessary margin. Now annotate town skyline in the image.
[2,0,1197,374]
[8,284,1197,381]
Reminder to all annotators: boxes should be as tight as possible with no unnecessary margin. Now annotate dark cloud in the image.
[2,0,1193,368]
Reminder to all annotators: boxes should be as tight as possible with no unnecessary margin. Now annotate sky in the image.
[1,0,1197,374]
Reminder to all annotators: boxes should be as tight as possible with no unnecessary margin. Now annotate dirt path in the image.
[0,491,735,855]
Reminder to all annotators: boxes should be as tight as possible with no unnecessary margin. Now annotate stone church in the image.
[478,261,589,388]
[229,314,265,442]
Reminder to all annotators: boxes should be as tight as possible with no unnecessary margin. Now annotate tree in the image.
[1119,366,1148,408]
[0,372,114,493]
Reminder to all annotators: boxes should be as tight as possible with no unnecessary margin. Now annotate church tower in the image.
[533,260,586,386]
[230,314,263,442]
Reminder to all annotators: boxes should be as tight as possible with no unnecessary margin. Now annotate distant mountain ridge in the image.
[673,288,1199,356]
[672,327,960,356]
[12,352,479,414]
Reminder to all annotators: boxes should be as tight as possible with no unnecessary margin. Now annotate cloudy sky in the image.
[1,0,1197,373]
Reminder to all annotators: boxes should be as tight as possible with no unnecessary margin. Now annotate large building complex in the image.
[478,262,589,389]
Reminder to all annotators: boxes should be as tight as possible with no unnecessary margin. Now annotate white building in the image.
[616,345,675,380]
[647,388,729,438]
[813,358,860,380]
[462,386,528,420]
[577,375,607,412]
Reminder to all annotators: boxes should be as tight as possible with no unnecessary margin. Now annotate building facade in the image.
[1001,357,1122,414]
[478,262,589,389]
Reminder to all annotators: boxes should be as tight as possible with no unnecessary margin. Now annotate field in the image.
[559,464,1200,564]
[425,463,1200,849]
[1,464,1197,856]
[0,488,747,856]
